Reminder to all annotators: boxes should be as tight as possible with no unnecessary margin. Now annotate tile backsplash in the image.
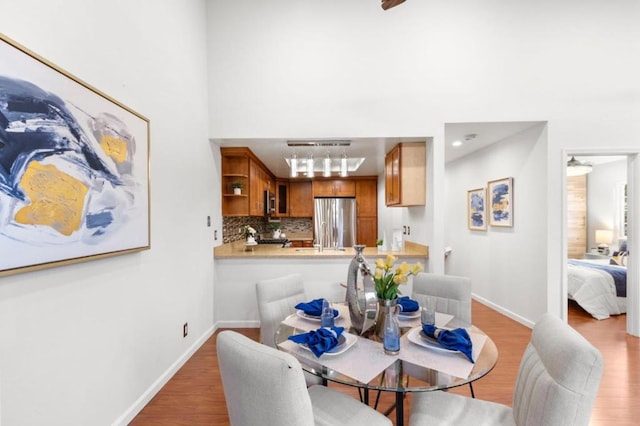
[222,217,313,243]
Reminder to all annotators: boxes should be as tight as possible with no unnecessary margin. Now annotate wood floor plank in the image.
[131,301,639,425]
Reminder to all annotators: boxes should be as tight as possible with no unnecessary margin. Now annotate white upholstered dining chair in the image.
[412,272,472,325]
[411,272,475,396]
[409,313,604,426]
[217,330,393,426]
[255,272,322,386]
[255,273,307,348]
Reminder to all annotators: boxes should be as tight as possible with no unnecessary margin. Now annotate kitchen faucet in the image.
[319,221,327,252]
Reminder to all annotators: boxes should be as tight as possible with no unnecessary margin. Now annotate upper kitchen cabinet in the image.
[274,179,289,217]
[221,149,249,216]
[355,178,378,246]
[289,181,313,217]
[385,142,426,207]
[221,147,274,217]
[312,179,356,197]
[355,179,377,216]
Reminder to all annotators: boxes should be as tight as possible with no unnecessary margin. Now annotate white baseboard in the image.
[111,324,216,426]
[472,294,535,329]
[216,320,260,329]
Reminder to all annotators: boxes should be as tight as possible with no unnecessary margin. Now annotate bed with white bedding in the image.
[567,258,627,320]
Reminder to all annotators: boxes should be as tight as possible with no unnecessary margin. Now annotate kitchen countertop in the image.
[213,241,429,259]
[281,232,313,241]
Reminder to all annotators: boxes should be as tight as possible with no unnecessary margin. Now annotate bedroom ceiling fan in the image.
[382,0,406,10]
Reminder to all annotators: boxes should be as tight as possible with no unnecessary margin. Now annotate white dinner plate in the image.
[397,310,420,319]
[407,327,459,354]
[298,332,357,356]
[296,309,341,322]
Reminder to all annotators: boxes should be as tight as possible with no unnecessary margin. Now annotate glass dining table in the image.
[275,303,498,426]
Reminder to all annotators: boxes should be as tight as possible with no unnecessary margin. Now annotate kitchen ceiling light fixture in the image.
[567,156,593,176]
[285,156,364,176]
[340,153,348,177]
[290,153,298,178]
[323,153,332,177]
[306,155,315,178]
[286,140,351,147]
[285,140,363,177]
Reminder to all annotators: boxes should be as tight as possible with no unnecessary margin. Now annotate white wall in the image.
[206,0,640,327]
[0,1,215,424]
[445,124,548,325]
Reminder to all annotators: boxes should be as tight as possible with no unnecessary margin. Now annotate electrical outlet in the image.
[183,322,188,338]
[207,216,211,227]
[214,230,218,240]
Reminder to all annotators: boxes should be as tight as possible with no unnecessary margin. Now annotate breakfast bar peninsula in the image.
[213,242,429,328]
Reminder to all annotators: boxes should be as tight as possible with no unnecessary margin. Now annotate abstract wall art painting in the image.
[488,177,513,227]
[0,34,150,276]
[467,188,487,231]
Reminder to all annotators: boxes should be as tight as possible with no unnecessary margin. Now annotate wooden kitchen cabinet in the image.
[313,179,356,197]
[249,159,263,216]
[357,216,377,247]
[221,152,249,216]
[356,179,377,216]
[289,181,313,217]
[385,142,426,207]
[274,179,289,217]
[356,178,377,246]
[221,147,274,217]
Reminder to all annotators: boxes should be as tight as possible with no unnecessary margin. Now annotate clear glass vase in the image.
[378,298,400,355]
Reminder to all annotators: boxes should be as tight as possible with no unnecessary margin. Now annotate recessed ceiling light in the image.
[452,140,463,147]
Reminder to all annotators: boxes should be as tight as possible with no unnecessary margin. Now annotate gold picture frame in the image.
[0,33,150,276]
[467,188,487,231]
[487,177,514,227]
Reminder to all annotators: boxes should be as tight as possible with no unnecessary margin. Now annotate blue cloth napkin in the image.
[288,326,345,358]
[422,324,474,363]
[397,296,419,312]
[295,299,338,317]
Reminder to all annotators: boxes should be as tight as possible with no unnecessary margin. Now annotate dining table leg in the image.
[396,391,404,426]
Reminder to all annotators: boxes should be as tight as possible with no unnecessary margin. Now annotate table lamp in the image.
[595,229,613,255]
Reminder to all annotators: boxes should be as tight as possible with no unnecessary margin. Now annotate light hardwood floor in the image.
[130,300,639,425]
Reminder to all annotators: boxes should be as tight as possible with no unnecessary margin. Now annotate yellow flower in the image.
[384,254,397,269]
[374,268,384,280]
[373,255,422,300]
[395,261,409,276]
[410,262,424,275]
[393,273,408,285]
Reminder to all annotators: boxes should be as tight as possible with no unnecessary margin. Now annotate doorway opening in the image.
[564,152,637,336]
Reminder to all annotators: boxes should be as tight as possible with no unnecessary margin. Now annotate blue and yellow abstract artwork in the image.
[0,34,149,275]
[467,188,486,230]
[488,177,513,227]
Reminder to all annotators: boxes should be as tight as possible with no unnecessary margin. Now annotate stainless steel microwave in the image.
[264,190,275,216]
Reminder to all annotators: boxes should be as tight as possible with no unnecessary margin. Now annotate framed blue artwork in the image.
[0,34,150,276]
[488,177,513,227]
[467,187,487,231]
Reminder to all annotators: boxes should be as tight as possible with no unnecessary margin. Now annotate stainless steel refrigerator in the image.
[314,198,357,249]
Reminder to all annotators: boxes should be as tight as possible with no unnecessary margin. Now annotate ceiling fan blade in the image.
[382,0,406,10]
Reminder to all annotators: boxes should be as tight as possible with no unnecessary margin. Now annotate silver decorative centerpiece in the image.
[345,245,378,335]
